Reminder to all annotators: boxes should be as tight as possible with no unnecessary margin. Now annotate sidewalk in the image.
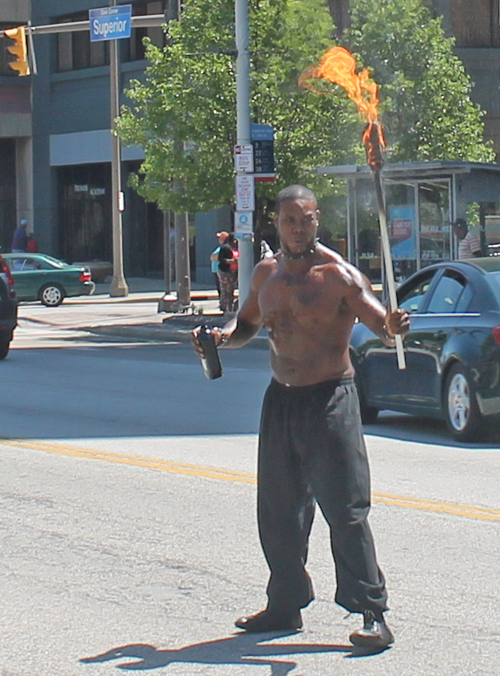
[91,277,219,301]
[66,278,268,348]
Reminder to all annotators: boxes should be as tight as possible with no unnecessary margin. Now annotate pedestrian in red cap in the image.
[210,231,229,308]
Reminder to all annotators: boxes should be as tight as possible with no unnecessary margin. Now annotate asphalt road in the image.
[1,321,499,675]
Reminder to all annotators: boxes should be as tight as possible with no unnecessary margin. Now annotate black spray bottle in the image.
[198,325,223,380]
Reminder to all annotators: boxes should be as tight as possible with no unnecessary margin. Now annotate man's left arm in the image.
[342,263,410,344]
[467,231,482,257]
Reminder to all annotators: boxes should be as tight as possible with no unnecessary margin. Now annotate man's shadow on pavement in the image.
[80,630,387,673]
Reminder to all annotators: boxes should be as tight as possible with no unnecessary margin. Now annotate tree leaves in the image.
[116,0,494,216]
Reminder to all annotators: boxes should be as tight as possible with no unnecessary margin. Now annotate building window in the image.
[57,13,109,71]
[57,2,166,71]
[124,1,166,62]
[451,0,499,47]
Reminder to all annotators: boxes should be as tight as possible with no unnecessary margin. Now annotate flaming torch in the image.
[299,46,406,369]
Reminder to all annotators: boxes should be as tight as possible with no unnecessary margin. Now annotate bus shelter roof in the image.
[316,160,500,181]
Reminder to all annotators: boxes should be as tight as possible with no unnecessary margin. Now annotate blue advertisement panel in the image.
[89,5,132,42]
[390,205,416,260]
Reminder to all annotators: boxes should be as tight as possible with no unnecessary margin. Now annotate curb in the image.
[82,321,270,349]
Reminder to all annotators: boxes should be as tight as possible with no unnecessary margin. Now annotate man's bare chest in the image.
[259,272,342,327]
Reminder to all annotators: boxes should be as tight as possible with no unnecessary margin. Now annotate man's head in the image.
[20,219,27,229]
[274,185,320,257]
[452,218,467,240]
[216,230,229,244]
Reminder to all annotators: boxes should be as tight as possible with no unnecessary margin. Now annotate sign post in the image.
[235,0,254,306]
[90,3,131,297]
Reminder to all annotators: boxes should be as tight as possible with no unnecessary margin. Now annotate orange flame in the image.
[299,46,385,169]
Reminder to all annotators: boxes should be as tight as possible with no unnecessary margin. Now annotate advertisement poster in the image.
[390,205,416,260]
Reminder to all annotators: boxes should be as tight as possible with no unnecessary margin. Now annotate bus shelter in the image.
[316,161,500,285]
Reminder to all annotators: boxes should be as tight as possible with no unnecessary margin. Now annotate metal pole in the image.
[163,211,172,294]
[235,0,253,305]
[26,15,167,35]
[174,211,190,306]
[172,0,191,310]
[109,0,128,297]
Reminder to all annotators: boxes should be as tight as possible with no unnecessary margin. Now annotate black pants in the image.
[257,377,388,616]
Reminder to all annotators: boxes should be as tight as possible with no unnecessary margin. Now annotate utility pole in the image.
[235,0,253,305]
[109,0,129,297]
[171,0,191,310]
[163,211,172,294]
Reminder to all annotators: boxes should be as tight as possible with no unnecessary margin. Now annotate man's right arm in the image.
[191,260,270,357]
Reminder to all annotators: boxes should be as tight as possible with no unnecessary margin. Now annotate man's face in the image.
[274,198,319,255]
[452,224,466,240]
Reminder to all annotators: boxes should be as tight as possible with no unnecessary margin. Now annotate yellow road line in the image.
[1,436,499,522]
[0,437,255,484]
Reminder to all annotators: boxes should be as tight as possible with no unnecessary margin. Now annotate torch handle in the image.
[373,171,406,370]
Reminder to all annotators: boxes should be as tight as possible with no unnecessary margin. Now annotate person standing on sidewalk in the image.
[11,219,28,253]
[217,233,238,314]
[452,218,482,259]
[27,233,38,253]
[210,231,228,306]
[192,184,409,649]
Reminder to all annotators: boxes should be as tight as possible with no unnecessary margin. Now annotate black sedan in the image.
[0,253,17,359]
[351,257,500,441]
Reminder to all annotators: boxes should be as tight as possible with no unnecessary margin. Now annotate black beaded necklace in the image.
[280,244,317,260]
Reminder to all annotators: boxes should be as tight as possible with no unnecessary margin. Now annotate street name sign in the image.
[89,5,132,42]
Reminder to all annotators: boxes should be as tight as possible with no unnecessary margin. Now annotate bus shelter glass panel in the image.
[418,181,451,266]
[481,203,500,255]
[385,183,417,283]
[354,180,382,284]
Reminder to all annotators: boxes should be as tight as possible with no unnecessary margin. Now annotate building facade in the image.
[31,0,171,277]
[25,0,230,282]
[1,1,499,280]
[0,0,31,254]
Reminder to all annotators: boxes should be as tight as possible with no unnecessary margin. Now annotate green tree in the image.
[116,0,358,216]
[117,0,494,221]
[343,0,495,162]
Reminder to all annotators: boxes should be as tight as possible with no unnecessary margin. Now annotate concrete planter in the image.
[73,261,113,284]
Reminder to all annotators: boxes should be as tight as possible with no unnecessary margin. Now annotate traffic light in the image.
[4,26,30,76]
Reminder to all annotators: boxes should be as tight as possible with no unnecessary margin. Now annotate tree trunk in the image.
[327,0,351,37]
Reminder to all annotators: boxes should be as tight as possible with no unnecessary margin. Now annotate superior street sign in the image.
[89,5,132,42]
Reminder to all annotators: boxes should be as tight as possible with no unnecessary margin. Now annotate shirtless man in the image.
[192,185,409,649]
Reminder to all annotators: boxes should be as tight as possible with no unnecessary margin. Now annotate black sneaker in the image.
[349,610,394,649]
[235,609,303,633]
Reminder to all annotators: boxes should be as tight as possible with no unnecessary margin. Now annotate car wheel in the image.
[444,363,482,441]
[0,330,10,360]
[40,283,64,307]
